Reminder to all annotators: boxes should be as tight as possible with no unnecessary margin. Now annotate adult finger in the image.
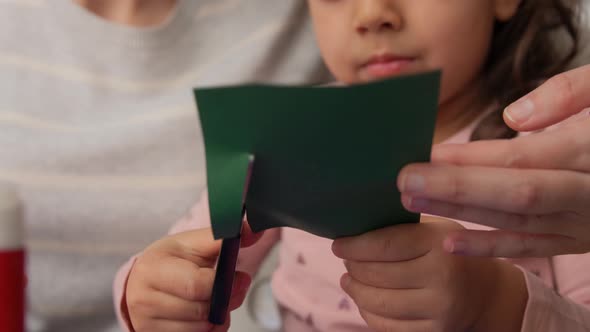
[397,164,589,215]
[504,65,590,131]
[443,229,585,258]
[341,274,431,320]
[430,118,590,172]
[401,195,586,237]
[332,224,432,262]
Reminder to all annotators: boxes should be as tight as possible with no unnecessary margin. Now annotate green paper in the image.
[195,71,440,240]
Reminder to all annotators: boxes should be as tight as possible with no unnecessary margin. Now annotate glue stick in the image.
[0,187,25,332]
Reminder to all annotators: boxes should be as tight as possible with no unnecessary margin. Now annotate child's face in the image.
[308,0,521,102]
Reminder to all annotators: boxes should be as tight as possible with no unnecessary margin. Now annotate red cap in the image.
[0,186,23,250]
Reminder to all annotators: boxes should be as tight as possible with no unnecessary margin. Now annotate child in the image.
[116,0,589,331]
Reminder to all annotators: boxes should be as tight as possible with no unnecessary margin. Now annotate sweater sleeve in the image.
[520,253,590,332]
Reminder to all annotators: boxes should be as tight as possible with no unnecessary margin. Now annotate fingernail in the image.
[340,273,351,289]
[402,196,430,212]
[505,98,535,124]
[411,197,429,211]
[402,174,425,193]
[446,239,468,255]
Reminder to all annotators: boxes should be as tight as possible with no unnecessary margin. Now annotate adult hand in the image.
[398,64,590,258]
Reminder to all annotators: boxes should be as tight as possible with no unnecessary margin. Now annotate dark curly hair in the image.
[471,0,582,140]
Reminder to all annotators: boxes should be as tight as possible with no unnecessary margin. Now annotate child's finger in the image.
[332,224,432,262]
[132,291,211,321]
[144,258,216,301]
[139,319,213,332]
[131,272,249,322]
[132,274,248,323]
[341,274,430,320]
[359,309,433,332]
[343,259,429,290]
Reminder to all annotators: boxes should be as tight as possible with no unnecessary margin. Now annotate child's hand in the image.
[126,223,263,332]
[332,217,528,332]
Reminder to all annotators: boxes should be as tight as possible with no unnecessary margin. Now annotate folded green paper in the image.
[195,71,440,240]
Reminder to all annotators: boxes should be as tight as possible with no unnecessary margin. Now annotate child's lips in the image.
[362,55,415,79]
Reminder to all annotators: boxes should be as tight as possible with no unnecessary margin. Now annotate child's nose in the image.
[355,0,402,35]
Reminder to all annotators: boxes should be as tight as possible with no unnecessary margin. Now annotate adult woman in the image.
[0,1,329,331]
